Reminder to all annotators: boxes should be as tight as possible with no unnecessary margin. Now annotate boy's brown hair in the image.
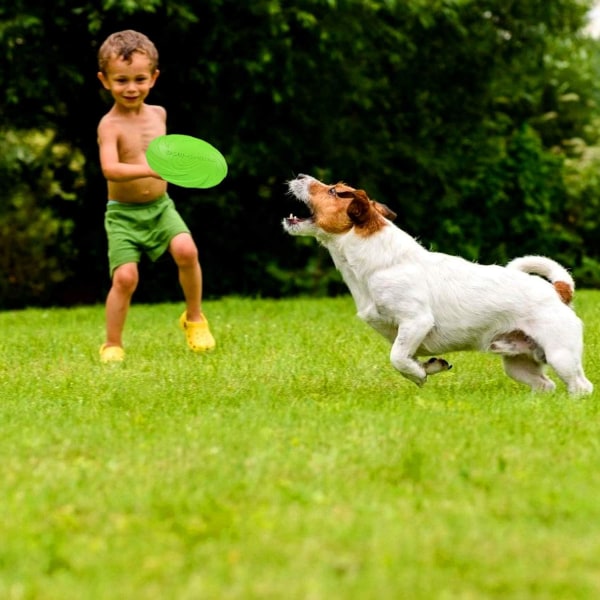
[98,29,159,74]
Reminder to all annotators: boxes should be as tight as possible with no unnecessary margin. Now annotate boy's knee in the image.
[171,240,198,266]
[112,264,139,292]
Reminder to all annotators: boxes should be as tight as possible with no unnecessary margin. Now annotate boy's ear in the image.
[97,72,110,90]
[150,69,160,87]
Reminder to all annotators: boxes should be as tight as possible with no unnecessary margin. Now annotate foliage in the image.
[1,0,600,306]
[0,129,83,307]
[563,138,600,284]
[1,295,600,597]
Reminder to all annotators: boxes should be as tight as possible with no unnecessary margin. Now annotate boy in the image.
[96,29,215,362]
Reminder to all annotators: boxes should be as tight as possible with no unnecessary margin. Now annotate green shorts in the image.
[104,193,190,276]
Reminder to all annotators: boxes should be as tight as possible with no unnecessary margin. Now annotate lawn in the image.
[1,292,599,599]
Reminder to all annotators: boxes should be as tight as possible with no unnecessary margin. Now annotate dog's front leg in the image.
[389,314,436,387]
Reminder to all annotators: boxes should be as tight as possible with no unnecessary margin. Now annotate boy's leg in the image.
[169,232,203,321]
[169,233,215,351]
[101,262,139,360]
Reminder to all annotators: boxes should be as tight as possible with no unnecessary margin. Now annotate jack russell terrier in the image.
[283,174,593,396]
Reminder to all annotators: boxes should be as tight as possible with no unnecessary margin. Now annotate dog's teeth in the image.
[289,213,294,219]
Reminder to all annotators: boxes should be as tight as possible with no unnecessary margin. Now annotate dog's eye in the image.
[328,187,337,197]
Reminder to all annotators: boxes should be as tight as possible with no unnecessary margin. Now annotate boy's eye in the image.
[111,76,148,84]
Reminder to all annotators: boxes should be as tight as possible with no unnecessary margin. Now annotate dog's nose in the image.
[297,173,308,179]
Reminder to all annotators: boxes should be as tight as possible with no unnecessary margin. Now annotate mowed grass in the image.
[1,292,600,599]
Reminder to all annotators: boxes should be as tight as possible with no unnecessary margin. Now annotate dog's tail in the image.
[506,255,574,306]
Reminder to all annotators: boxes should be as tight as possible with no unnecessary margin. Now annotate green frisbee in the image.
[146,134,228,188]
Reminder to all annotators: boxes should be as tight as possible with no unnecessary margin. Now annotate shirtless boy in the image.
[96,29,215,362]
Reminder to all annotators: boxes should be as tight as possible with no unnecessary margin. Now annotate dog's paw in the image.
[423,357,452,375]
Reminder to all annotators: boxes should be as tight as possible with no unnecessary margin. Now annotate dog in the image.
[283,174,593,396]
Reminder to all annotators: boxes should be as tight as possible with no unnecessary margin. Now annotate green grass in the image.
[1,292,600,599]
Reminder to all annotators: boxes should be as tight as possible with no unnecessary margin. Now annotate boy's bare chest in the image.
[117,117,165,160]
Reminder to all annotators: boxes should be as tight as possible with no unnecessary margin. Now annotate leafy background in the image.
[2,0,600,308]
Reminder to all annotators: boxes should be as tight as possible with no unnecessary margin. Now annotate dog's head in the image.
[283,174,396,239]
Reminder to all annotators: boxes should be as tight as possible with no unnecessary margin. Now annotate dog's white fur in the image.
[283,174,593,396]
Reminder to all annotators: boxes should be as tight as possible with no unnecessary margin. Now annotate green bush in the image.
[0,129,83,307]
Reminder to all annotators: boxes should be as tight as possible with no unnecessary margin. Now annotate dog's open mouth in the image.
[284,213,313,226]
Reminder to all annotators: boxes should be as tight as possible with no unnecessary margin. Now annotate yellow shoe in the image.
[99,344,125,363]
[179,312,216,352]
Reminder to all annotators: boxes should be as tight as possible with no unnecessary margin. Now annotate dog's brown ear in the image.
[344,189,371,225]
[339,190,397,224]
[374,202,397,221]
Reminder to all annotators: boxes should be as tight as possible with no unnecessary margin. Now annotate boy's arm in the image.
[97,120,161,182]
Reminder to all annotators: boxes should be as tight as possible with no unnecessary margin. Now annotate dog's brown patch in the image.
[339,189,392,237]
[554,281,573,305]
[304,180,394,237]
[306,180,355,234]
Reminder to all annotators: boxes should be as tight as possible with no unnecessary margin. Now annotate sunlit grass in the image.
[0,292,599,599]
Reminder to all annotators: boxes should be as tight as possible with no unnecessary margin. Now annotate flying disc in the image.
[146,134,228,188]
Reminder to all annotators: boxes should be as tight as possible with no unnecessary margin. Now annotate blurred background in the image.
[2,0,600,309]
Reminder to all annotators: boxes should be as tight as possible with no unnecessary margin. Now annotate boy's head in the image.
[98,29,159,75]
[97,30,160,108]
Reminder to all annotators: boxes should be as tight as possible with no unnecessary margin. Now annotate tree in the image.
[0,0,599,308]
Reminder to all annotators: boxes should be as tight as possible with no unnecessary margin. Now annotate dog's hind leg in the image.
[502,355,556,392]
[543,348,593,396]
[532,315,593,395]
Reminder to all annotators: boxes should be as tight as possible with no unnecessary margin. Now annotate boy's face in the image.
[97,52,159,110]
